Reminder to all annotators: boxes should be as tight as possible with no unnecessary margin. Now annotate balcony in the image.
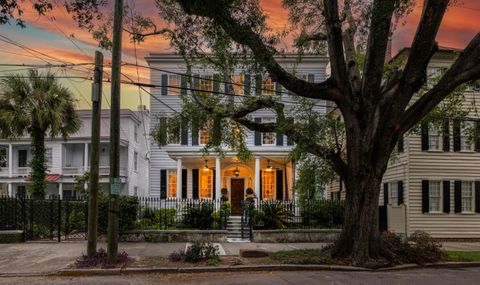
[13,167,30,176]
[99,166,128,177]
[62,166,86,176]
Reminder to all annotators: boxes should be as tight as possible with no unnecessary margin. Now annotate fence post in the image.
[57,197,61,242]
[49,198,54,240]
[21,197,26,241]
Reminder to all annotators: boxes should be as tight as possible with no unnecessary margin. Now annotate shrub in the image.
[184,241,219,263]
[300,200,344,228]
[181,202,214,229]
[137,207,176,229]
[220,188,228,202]
[168,250,186,262]
[74,248,129,269]
[380,230,444,265]
[257,201,292,229]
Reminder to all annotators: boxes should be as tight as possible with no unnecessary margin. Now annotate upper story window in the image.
[134,151,138,172]
[390,182,399,206]
[461,121,474,151]
[0,147,6,168]
[199,121,211,145]
[262,76,275,96]
[428,123,441,150]
[262,170,275,200]
[429,181,441,212]
[18,149,28,167]
[45,148,52,168]
[262,118,276,145]
[199,75,213,95]
[168,74,181,95]
[233,74,244,95]
[200,169,213,199]
[168,169,177,198]
[462,181,474,212]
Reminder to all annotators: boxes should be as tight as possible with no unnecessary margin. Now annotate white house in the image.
[0,108,150,198]
[145,53,327,214]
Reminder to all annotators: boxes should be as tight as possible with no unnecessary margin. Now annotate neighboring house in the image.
[146,53,327,214]
[0,108,150,198]
[327,47,480,239]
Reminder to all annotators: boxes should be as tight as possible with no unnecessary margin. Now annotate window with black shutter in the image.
[422,180,429,213]
[454,180,462,213]
[192,169,199,199]
[182,169,187,199]
[443,181,450,213]
[453,120,461,152]
[254,118,262,146]
[421,123,429,151]
[443,119,450,151]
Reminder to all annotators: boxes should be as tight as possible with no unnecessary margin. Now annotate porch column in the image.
[58,183,63,199]
[7,183,12,197]
[84,143,89,172]
[215,157,221,200]
[254,156,261,199]
[8,144,13,177]
[176,158,182,198]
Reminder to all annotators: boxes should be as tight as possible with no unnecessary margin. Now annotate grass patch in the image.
[445,251,480,262]
[268,249,332,265]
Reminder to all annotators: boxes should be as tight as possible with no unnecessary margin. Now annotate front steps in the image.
[226,215,250,242]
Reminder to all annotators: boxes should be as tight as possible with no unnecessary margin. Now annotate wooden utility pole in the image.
[87,51,103,257]
[107,0,124,262]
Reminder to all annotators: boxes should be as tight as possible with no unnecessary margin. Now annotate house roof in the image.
[25,173,63,182]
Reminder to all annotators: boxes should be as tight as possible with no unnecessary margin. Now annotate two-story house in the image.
[0,108,150,198]
[146,53,327,214]
[328,47,480,239]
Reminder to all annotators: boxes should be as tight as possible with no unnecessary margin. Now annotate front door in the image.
[230,178,245,215]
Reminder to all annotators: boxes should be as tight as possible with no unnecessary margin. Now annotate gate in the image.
[0,196,88,241]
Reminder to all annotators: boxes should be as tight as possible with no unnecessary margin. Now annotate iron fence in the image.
[241,199,344,237]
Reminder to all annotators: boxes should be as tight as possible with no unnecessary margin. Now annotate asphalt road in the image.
[1,268,480,285]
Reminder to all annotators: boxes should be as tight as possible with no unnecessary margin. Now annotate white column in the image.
[215,157,221,200]
[7,183,12,197]
[58,183,63,199]
[254,156,261,199]
[8,144,13,177]
[84,143,89,172]
[176,158,182,199]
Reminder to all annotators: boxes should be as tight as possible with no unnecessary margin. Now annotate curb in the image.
[2,262,480,278]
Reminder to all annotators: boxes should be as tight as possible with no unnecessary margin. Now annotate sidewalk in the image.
[0,241,478,275]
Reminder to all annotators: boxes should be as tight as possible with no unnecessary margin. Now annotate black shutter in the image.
[443,180,450,213]
[276,170,283,200]
[191,121,199,146]
[254,117,262,146]
[397,136,404,153]
[454,180,462,213]
[192,169,199,199]
[453,120,461,152]
[160,169,167,199]
[287,117,294,145]
[383,183,389,206]
[244,74,251,96]
[276,131,284,146]
[182,169,187,199]
[181,118,188,145]
[421,122,429,151]
[213,74,220,94]
[180,74,187,95]
[255,74,262,95]
[422,180,429,213]
[259,170,263,200]
[475,120,480,152]
[307,73,315,83]
[212,169,216,200]
[161,74,168,96]
[398,181,404,205]
[275,82,282,96]
[443,119,450,151]
[475,181,480,213]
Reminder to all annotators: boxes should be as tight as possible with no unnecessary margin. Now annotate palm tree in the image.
[0,70,81,198]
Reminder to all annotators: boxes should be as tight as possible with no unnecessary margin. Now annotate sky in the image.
[0,0,478,110]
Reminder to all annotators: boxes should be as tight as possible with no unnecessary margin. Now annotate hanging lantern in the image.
[233,167,240,177]
[266,160,273,172]
[203,160,209,171]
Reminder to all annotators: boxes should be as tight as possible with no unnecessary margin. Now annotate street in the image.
[1,268,480,285]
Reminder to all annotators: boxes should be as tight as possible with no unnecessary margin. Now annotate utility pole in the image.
[87,51,103,257]
[107,0,124,262]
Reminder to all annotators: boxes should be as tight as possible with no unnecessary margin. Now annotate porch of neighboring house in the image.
[162,152,295,215]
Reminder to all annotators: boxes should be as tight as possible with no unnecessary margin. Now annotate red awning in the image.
[25,174,63,182]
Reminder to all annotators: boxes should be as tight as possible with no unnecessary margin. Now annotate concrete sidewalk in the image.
[0,241,478,275]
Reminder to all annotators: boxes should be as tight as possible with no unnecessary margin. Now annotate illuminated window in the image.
[168,74,181,95]
[262,76,274,96]
[199,121,211,145]
[262,170,275,200]
[262,118,276,145]
[232,74,244,95]
[200,169,213,199]
[199,75,213,95]
[168,170,177,198]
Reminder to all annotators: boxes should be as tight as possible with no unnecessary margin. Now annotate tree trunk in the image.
[30,127,47,199]
[332,173,383,265]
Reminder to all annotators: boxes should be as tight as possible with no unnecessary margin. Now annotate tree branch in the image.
[399,33,480,133]
[294,32,327,47]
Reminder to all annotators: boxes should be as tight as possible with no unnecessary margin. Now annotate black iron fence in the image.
[0,196,229,241]
[241,199,344,238]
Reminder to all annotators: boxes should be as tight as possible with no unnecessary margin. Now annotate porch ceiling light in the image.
[203,160,209,171]
[233,167,240,177]
[266,160,273,172]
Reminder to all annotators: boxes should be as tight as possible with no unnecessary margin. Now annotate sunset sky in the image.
[0,0,478,110]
